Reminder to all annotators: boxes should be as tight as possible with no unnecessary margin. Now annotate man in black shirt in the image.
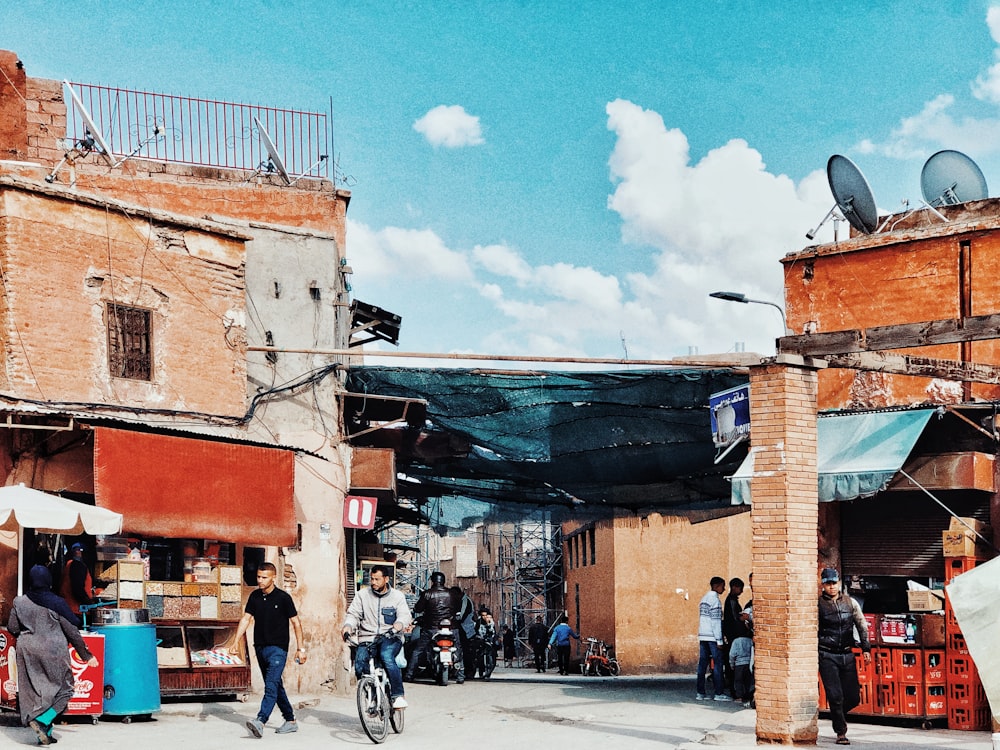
[231,562,306,738]
[527,616,549,673]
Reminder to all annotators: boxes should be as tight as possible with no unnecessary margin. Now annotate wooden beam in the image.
[779,312,1000,356]
[825,351,1000,384]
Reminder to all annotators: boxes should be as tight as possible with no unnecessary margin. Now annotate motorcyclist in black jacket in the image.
[405,571,464,683]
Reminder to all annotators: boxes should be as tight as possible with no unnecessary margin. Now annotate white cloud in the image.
[413,105,484,148]
[860,8,1000,158]
[347,220,473,281]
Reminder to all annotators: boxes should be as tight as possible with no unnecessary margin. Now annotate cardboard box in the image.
[942,529,992,559]
[949,516,989,533]
[907,589,945,612]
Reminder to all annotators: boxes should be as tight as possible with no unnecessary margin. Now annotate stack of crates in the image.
[943,555,990,731]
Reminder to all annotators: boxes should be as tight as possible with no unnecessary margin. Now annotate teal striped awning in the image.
[730,409,936,505]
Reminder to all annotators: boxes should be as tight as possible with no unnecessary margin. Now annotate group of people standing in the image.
[696,574,754,707]
[695,568,873,746]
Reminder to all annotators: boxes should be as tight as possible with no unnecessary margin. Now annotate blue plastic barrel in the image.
[91,609,161,717]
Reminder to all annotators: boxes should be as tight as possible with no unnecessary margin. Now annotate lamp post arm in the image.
[744,298,790,335]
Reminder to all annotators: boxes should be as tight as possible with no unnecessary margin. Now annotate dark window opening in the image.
[107,304,152,380]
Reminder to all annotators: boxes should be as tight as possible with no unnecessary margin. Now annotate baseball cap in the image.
[71,542,85,552]
[821,568,839,583]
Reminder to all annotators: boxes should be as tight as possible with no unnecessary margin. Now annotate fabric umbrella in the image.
[0,483,123,594]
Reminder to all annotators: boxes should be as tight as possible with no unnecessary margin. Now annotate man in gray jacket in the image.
[342,565,412,708]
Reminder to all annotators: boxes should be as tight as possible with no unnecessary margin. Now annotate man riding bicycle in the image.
[342,565,412,709]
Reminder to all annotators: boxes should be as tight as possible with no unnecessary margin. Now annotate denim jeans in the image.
[819,651,861,736]
[696,640,723,696]
[255,645,294,724]
[354,637,405,699]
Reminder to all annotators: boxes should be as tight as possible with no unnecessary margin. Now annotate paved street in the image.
[0,669,993,749]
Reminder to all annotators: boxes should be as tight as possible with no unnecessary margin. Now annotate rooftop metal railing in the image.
[66,81,330,181]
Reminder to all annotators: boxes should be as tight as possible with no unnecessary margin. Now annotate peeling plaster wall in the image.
[784,217,1000,409]
[0,185,247,413]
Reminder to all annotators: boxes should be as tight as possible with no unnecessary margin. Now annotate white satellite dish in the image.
[921,150,988,206]
[63,80,114,166]
[253,116,291,184]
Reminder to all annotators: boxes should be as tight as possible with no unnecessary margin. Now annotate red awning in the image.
[93,427,296,545]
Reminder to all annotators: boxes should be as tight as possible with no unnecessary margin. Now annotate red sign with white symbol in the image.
[343,495,378,529]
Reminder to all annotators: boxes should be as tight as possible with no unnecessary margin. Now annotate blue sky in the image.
[4,2,1000,361]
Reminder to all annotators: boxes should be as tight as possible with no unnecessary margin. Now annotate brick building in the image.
[0,49,361,695]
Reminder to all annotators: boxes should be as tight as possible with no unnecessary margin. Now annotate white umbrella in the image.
[0,483,123,594]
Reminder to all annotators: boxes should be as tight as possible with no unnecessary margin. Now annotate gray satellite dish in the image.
[921,150,988,206]
[63,80,114,166]
[253,116,291,184]
[827,154,878,235]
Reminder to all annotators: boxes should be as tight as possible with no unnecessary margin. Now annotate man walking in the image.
[528,616,549,672]
[818,568,871,746]
[696,576,729,701]
[548,616,579,675]
[231,562,306,738]
[722,577,747,698]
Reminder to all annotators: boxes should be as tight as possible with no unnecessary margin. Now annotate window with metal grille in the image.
[107,304,152,380]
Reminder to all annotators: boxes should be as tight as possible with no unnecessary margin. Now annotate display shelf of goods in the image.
[145,580,222,620]
[154,620,251,698]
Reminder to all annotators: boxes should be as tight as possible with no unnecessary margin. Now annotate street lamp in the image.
[709,290,790,335]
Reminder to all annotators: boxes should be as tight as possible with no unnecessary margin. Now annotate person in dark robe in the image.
[7,565,97,746]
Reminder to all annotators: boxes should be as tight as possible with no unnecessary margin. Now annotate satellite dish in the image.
[63,80,114,166]
[921,150,988,206]
[253,116,291,184]
[827,154,878,235]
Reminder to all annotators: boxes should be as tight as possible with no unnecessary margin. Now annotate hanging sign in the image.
[343,495,378,530]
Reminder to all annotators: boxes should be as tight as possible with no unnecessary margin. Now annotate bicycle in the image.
[346,633,405,743]
[582,637,621,676]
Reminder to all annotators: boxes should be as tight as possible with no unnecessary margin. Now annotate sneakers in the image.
[275,720,298,734]
[392,696,408,709]
[695,693,708,700]
[741,700,752,708]
[713,694,732,702]
[246,719,264,738]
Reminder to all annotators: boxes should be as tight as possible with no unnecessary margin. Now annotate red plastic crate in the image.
[946,630,969,654]
[945,600,960,632]
[857,679,875,715]
[876,679,899,715]
[947,654,979,681]
[893,649,922,684]
[947,677,988,707]
[873,648,895,682]
[924,650,946,684]
[854,648,874,684]
[925,684,947,716]
[944,556,979,583]
[948,704,991,731]
[900,684,923,716]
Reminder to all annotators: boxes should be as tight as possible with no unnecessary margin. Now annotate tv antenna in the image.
[46,80,116,184]
[807,154,879,239]
[921,149,988,207]
[253,116,328,186]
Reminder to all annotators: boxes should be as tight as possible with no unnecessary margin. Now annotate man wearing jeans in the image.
[818,568,871,746]
[342,565,412,709]
[695,576,729,701]
[232,562,306,738]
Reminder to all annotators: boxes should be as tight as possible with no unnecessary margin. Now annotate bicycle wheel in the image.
[390,705,405,734]
[608,659,621,676]
[356,675,390,743]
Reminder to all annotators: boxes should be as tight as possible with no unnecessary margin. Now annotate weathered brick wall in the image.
[784,222,1000,409]
[0,184,247,414]
[749,361,819,744]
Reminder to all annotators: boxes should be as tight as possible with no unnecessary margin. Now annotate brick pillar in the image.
[0,50,28,160]
[749,359,820,744]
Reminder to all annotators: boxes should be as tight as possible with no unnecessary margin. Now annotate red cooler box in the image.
[66,632,104,717]
[0,627,16,711]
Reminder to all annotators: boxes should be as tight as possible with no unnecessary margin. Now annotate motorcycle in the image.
[429,619,458,686]
[582,637,621,676]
